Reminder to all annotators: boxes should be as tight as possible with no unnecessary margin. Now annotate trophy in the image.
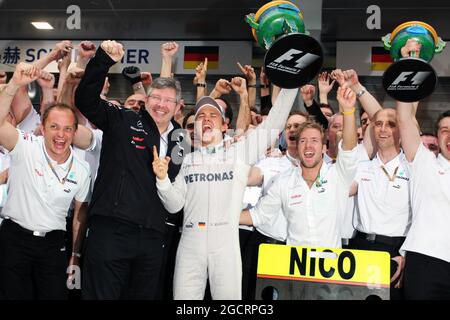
[382,21,446,102]
[246,0,323,88]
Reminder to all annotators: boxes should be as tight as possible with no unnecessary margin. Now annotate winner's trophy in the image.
[246,1,323,88]
[382,21,446,102]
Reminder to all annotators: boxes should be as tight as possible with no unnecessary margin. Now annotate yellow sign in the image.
[257,244,390,288]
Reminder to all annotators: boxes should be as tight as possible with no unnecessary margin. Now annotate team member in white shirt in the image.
[397,100,450,300]
[242,112,308,299]
[350,108,411,299]
[0,63,91,300]
[240,86,358,249]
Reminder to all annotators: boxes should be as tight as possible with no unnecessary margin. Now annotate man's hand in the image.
[401,39,422,58]
[194,58,208,85]
[331,69,359,89]
[237,62,256,86]
[9,63,41,88]
[66,67,85,86]
[230,77,247,95]
[122,66,142,84]
[300,84,315,106]
[0,168,8,185]
[0,71,7,85]
[78,41,96,60]
[336,86,356,112]
[390,255,405,289]
[152,146,171,180]
[318,71,335,94]
[37,71,55,89]
[53,40,73,60]
[214,79,232,95]
[141,72,152,87]
[161,42,179,58]
[100,40,125,62]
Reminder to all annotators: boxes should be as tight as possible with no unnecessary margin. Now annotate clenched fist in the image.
[101,40,125,62]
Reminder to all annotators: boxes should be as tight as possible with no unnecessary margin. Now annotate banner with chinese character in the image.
[0,40,252,75]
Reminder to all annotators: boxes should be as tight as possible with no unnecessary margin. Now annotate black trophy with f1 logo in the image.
[382,21,446,102]
[245,1,323,88]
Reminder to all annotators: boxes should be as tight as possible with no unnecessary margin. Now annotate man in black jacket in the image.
[74,40,183,299]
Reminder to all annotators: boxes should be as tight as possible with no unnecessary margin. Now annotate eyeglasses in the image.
[185,123,194,130]
[148,95,177,106]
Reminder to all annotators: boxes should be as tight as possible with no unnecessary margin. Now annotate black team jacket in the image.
[74,47,183,234]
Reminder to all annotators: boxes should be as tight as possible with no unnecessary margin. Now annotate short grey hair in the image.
[148,77,182,103]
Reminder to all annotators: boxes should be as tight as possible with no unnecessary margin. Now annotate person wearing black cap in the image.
[153,76,298,299]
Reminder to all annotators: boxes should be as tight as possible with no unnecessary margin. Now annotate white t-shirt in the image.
[1,130,91,232]
[400,144,450,262]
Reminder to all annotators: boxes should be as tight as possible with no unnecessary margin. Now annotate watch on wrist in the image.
[196,83,206,88]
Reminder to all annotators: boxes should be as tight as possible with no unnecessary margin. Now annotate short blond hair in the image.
[294,121,326,144]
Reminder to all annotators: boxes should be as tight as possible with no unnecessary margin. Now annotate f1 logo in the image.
[391,71,431,86]
[274,49,320,69]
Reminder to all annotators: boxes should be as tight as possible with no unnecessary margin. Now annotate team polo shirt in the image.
[400,144,450,262]
[354,150,411,237]
[253,153,294,241]
[342,143,370,239]
[250,144,358,248]
[1,130,91,232]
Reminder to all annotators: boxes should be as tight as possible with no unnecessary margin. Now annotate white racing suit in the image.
[156,89,298,299]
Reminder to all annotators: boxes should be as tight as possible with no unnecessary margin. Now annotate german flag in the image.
[198,222,206,229]
[184,46,219,70]
[371,47,393,71]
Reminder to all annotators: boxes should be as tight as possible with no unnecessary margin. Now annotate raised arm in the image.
[36,70,56,112]
[74,40,124,131]
[231,77,251,133]
[33,40,73,70]
[209,79,231,99]
[336,86,358,151]
[75,41,96,70]
[122,66,146,95]
[318,71,335,105]
[237,62,256,109]
[237,88,298,165]
[56,51,72,100]
[0,63,41,151]
[396,100,421,162]
[300,84,329,129]
[160,42,179,78]
[194,58,208,101]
